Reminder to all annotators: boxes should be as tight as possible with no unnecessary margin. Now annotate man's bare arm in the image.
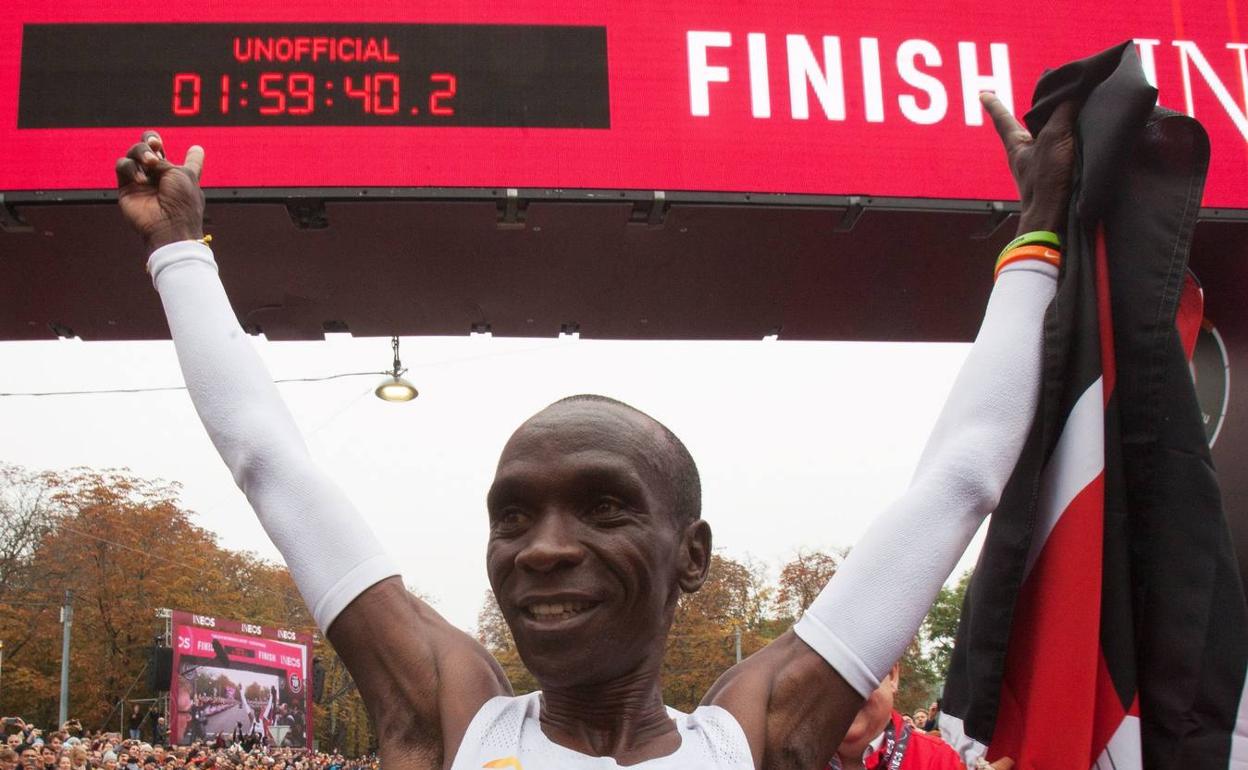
[707,94,1077,769]
[327,579,510,767]
[116,134,508,767]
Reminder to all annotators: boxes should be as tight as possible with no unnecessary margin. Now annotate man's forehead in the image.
[500,400,669,463]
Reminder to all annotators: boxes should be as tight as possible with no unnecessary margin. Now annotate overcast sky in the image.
[0,332,985,632]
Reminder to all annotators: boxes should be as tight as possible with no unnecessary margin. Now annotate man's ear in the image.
[677,519,713,593]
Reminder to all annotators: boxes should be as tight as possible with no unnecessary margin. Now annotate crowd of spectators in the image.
[1,717,375,770]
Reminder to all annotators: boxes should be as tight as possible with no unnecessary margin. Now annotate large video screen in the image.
[1,0,1245,208]
[169,611,314,749]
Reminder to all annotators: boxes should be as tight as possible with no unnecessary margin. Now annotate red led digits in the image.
[288,73,315,115]
[258,72,286,114]
[22,25,609,130]
[429,73,456,115]
[172,73,201,116]
[373,73,400,115]
[169,69,459,120]
[344,75,371,113]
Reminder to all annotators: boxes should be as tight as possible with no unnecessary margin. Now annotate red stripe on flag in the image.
[990,472,1106,769]
[1090,652,1131,760]
[1091,225,1147,769]
[1176,272,1203,362]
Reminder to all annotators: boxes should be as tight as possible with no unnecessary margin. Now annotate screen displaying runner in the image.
[169,611,314,749]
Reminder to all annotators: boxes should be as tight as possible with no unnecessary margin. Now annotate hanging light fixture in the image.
[375,336,418,402]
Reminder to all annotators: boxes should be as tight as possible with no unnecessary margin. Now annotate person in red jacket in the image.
[827,665,963,770]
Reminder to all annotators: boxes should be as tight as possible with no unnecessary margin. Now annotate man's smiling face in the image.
[485,397,710,689]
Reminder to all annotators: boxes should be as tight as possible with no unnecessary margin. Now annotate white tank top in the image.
[449,692,755,770]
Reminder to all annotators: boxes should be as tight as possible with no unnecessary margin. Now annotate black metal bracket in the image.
[834,196,866,233]
[628,191,667,226]
[970,201,1012,240]
[321,320,350,334]
[497,188,527,229]
[286,199,329,230]
[47,322,77,339]
[0,194,34,233]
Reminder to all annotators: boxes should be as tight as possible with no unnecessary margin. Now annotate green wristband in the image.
[1000,230,1062,259]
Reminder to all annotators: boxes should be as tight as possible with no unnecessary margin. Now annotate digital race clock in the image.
[2,0,1245,204]
[18,24,609,128]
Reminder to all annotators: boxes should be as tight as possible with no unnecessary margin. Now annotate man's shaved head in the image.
[488,393,712,687]
[540,394,701,525]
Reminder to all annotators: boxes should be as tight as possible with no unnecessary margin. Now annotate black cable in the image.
[0,338,569,399]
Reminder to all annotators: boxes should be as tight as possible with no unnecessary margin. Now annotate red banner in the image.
[169,611,314,750]
[2,0,1245,207]
[176,626,307,678]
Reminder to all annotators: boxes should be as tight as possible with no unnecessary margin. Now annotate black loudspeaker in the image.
[148,646,173,691]
[312,657,326,703]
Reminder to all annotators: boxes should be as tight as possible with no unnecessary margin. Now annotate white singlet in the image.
[448,693,754,770]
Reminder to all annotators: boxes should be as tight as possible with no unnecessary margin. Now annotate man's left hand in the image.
[981,92,1077,236]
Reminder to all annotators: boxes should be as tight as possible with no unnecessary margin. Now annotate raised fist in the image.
[115,131,206,256]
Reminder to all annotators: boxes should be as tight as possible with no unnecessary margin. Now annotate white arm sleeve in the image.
[148,240,400,632]
[793,260,1058,697]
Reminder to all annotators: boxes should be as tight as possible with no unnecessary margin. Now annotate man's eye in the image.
[588,498,626,519]
[494,508,529,529]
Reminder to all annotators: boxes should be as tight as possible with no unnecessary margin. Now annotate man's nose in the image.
[514,510,586,573]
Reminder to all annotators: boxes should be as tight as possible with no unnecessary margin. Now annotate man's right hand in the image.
[115,131,206,256]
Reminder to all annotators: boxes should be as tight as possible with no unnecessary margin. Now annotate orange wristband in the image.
[994,244,1062,281]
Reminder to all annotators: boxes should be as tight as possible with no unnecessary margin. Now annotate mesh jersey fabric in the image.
[448,692,755,770]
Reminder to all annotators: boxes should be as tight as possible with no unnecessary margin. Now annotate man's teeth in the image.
[528,601,592,619]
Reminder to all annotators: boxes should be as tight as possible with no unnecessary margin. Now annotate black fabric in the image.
[942,41,1248,768]
[1103,105,1247,769]
[1024,42,1158,223]
[940,43,1136,747]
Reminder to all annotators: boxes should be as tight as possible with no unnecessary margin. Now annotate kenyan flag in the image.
[939,43,1248,770]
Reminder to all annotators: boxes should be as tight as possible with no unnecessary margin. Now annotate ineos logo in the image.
[277,629,297,641]
[241,623,263,635]
[192,615,215,627]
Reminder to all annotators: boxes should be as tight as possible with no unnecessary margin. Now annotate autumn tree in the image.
[896,639,941,716]
[0,465,371,753]
[662,554,777,711]
[0,464,66,716]
[774,548,844,624]
[0,464,60,603]
[893,571,972,715]
[314,641,375,757]
[772,547,971,716]
[475,591,538,695]
[922,569,971,679]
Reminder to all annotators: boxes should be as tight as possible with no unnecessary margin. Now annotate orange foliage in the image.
[0,465,370,753]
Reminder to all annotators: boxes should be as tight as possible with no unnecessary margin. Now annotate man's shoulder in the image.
[905,729,963,769]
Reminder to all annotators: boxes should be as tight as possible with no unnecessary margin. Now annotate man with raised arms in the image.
[113,92,1073,770]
